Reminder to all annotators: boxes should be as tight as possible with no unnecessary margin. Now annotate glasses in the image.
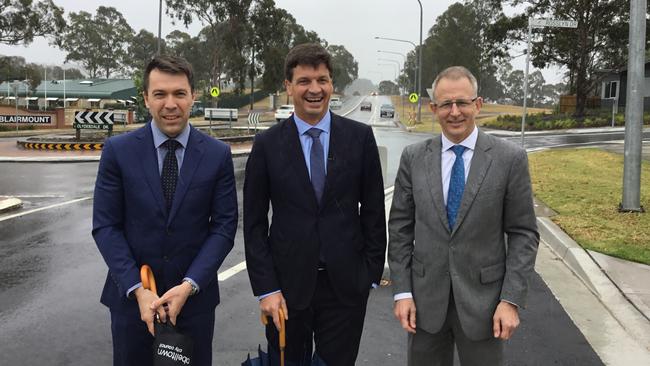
[434,97,478,112]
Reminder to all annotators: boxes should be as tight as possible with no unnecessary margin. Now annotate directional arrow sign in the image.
[408,93,419,104]
[74,111,114,130]
[210,86,220,98]
[529,18,578,29]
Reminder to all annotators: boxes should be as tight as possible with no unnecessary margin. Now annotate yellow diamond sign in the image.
[210,87,220,98]
[409,93,419,104]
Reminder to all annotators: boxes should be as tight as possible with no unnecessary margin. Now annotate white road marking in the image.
[0,196,92,222]
[218,261,247,281]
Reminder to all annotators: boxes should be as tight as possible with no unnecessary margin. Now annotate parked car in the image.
[360,101,372,111]
[379,104,395,118]
[274,104,294,121]
[329,97,342,109]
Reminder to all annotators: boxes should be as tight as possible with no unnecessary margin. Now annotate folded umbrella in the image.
[141,264,194,366]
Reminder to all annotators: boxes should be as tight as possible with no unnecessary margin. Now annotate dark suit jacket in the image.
[388,130,539,340]
[92,122,238,317]
[244,114,387,309]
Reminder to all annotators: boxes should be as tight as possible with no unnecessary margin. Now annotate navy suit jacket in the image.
[244,114,387,309]
[92,122,238,317]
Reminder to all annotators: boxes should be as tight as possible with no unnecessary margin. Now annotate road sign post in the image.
[521,18,578,147]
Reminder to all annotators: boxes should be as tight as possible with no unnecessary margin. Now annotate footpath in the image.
[1,124,649,360]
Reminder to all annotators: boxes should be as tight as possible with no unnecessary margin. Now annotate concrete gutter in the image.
[0,197,23,213]
[537,216,650,351]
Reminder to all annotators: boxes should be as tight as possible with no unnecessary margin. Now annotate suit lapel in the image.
[282,118,319,208]
[451,130,493,235]
[167,126,204,225]
[136,123,167,216]
[424,137,450,231]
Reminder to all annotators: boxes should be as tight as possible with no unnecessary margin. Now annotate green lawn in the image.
[529,149,650,265]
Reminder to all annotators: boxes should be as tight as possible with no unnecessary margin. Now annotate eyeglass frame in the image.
[432,97,479,112]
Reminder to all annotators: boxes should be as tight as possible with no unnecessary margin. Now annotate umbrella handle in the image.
[260,308,286,347]
[140,264,157,295]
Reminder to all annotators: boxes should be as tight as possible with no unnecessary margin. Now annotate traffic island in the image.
[0,197,23,213]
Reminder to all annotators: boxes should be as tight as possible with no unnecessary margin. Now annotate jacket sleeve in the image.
[500,149,540,307]
[360,126,388,284]
[243,134,280,296]
[184,146,238,289]
[387,146,416,295]
[92,139,140,298]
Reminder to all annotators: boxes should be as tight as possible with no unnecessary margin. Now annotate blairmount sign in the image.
[0,115,52,124]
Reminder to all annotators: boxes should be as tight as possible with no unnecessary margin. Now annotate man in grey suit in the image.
[388,66,539,365]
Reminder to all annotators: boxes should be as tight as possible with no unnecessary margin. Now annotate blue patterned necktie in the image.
[447,145,467,230]
[161,139,180,212]
[306,128,325,205]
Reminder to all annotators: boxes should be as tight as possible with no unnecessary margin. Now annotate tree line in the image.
[396,0,649,116]
[1,0,359,97]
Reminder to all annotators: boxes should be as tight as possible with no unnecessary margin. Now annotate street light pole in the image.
[157,0,163,55]
[621,0,646,212]
[377,50,410,92]
[375,36,418,96]
[416,0,423,123]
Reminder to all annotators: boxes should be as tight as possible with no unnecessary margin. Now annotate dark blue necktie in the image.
[161,139,180,212]
[447,145,467,230]
[306,128,325,205]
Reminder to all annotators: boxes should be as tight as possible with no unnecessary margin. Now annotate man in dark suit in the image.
[244,43,387,365]
[92,55,238,366]
[388,66,539,365]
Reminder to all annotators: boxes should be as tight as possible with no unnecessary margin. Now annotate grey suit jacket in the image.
[388,129,539,340]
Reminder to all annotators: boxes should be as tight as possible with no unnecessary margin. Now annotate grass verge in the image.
[528,148,650,265]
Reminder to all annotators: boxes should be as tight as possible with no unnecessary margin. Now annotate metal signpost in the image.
[521,18,578,146]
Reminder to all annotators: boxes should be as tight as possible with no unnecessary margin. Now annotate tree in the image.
[58,7,134,78]
[327,45,358,93]
[379,80,399,95]
[166,0,254,94]
[126,29,164,75]
[0,0,65,45]
[494,0,650,116]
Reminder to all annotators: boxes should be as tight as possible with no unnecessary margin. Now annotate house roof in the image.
[0,79,137,99]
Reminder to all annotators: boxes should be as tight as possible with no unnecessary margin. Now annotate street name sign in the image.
[530,19,578,29]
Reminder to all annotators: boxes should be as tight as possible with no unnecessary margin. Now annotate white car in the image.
[329,97,343,110]
[274,105,294,121]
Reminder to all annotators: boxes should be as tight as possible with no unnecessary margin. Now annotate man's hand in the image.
[152,282,193,326]
[260,292,289,331]
[492,301,520,340]
[394,298,417,334]
[134,287,166,336]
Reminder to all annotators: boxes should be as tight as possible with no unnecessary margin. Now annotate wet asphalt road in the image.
[1,104,640,364]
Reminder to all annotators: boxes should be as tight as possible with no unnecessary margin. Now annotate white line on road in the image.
[218,261,247,281]
[0,196,92,222]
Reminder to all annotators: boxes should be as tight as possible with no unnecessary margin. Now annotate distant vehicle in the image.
[379,104,395,118]
[274,104,294,121]
[370,92,377,96]
[329,97,343,109]
[360,101,372,111]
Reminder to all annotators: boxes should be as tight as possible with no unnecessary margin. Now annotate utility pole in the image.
[157,0,163,55]
[416,0,423,123]
[620,0,646,212]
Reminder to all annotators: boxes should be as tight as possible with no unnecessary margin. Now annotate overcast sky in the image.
[0,0,561,85]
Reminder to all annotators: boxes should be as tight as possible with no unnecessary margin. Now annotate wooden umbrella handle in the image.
[140,264,157,295]
[260,308,286,364]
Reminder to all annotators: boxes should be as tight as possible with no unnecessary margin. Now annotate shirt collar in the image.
[151,121,190,149]
[294,111,331,136]
[441,125,478,152]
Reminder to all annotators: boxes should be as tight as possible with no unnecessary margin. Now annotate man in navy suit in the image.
[93,55,238,366]
[244,43,387,365]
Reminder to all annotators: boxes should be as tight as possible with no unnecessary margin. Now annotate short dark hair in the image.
[284,43,332,82]
[143,55,195,93]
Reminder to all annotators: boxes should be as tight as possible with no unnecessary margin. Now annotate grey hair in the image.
[431,66,478,101]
